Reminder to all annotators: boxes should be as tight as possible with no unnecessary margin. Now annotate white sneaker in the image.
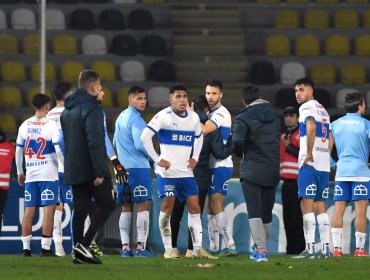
[192,248,218,259]
[55,243,66,257]
[164,249,180,259]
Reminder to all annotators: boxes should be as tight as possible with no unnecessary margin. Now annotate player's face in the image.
[205,85,222,109]
[96,89,105,103]
[129,92,147,111]
[295,84,313,105]
[91,79,103,98]
[284,113,298,127]
[170,90,188,114]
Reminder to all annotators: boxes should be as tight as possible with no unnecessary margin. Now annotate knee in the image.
[188,205,200,214]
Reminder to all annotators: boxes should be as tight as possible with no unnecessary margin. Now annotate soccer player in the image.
[16,93,63,257]
[331,92,370,257]
[202,79,236,256]
[141,85,216,259]
[46,81,73,257]
[293,78,333,259]
[113,86,154,257]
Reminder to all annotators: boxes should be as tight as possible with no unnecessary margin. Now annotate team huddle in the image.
[14,71,370,264]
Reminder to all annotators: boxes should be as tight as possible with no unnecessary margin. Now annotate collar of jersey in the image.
[171,107,188,118]
[209,104,222,114]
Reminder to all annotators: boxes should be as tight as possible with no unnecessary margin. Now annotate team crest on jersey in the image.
[41,189,54,201]
[354,184,367,196]
[305,184,317,196]
[133,185,148,197]
[334,185,343,196]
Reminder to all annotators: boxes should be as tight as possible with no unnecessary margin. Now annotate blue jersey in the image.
[332,113,370,178]
[113,106,150,169]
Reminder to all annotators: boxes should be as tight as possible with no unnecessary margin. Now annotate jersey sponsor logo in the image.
[26,121,46,126]
[133,185,148,197]
[305,184,317,196]
[164,184,175,197]
[172,134,192,142]
[354,184,368,196]
[41,189,55,201]
[334,185,343,196]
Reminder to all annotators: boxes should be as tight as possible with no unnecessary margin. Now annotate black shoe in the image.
[40,249,57,257]
[23,249,32,257]
[73,243,102,264]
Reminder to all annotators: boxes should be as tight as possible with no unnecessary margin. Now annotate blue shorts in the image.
[156,175,198,203]
[116,168,152,203]
[208,167,233,196]
[334,180,370,201]
[298,166,329,202]
[58,173,73,204]
[24,181,60,207]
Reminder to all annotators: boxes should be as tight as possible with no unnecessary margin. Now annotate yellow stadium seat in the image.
[91,61,116,82]
[304,9,329,29]
[117,87,129,108]
[295,34,320,56]
[265,35,290,56]
[346,0,368,3]
[26,87,51,106]
[60,60,84,82]
[0,34,18,55]
[287,0,309,3]
[334,9,359,29]
[340,63,366,84]
[22,34,41,56]
[1,61,26,82]
[257,0,280,4]
[310,63,336,85]
[0,87,22,107]
[325,35,350,56]
[31,62,56,82]
[355,35,370,56]
[101,88,113,108]
[52,35,77,55]
[315,0,339,3]
[364,10,370,28]
[0,114,17,134]
[22,113,33,122]
[275,9,299,29]
[143,113,154,124]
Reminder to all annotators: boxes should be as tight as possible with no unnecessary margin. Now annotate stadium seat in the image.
[143,113,155,123]
[365,10,370,28]
[366,90,370,108]
[275,88,297,109]
[111,34,138,56]
[23,0,50,3]
[275,9,299,29]
[257,0,280,4]
[128,9,154,30]
[340,63,366,85]
[0,0,20,3]
[149,60,176,82]
[46,9,66,30]
[286,0,309,4]
[304,9,329,29]
[336,88,358,108]
[120,60,145,82]
[141,35,167,56]
[11,8,36,30]
[26,87,51,106]
[280,62,306,85]
[101,88,113,108]
[60,60,84,81]
[334,9,359,29]
[0,114,17,134]
[31,62,56,82]
[0,34,18,55]
[315,0,339,3]
[117,87,130,108]
[52,35,77,55]
[83,0,109,2]
[346,0,368,3]
[113,0,137,3]
[0,10,7,29]
[91,61,116,82]
[0,87,22,107]
[310,62,336,85]
[355,35,370,56]
[99,9,125,30]
[314,88,331,108]
[265,35,290,56]
[70,9,96,30]
[249,61,275,85]
[325,35,350,56]
[147,86,170,109]
[295,34,320,56]
[22,34,41,56]
[82,34,107,55]
[1,61,25,82]
[53,0,78,3]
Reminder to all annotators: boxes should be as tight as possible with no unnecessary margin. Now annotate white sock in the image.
[53,209,63,244]
[137,211,149,250]
[303,213,316,254]
[188,213,202,251]
[331,228,343,249]
[207,215,219,252]
[215,212,235,249]
[41,236,52,250]
[119,212,132,248]
[355,231,366,251]
[317,213,330,253]
[159,211,172,250]
[83,215,91,236]
[21,235,32,250]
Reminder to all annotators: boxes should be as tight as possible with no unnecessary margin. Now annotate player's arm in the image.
[202,119,217,136]
[328,131,334,154]
[232,116,248,158]
[15,145,25,186]
[304,117,316,165]
[210,131,232,160]
[140,127,170,169]
[132,120,149,156]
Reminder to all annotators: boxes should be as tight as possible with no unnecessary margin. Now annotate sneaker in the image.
[250,244,258,260]
[73,243,102,264]
[254,250,268,262]
[23,249,32,257]
[121,248,133,257]
[206,249,218,256]
[333,249,343,257]
[55,248,66,257]
[291,250,316,259]
[319,250,331,259]
[164,250,181,259]
[192,248,219,259]
[215,248,238,257]
[40,249,57,257]
[354,249,369,257]
[134,248,155,257]
[90,244,104,258]
[185,250,193,258]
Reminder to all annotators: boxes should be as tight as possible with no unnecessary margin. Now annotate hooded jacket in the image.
[61,88,110,185]
[232,99,280,187]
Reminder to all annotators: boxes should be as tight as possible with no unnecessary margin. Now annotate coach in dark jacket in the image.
[61,70,115,265]
[232,85,280,262]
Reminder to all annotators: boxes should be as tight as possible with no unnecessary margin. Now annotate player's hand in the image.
[187,101,194,111]
[187,159,197,170]
[112,158,129,184]
[282,136,290,147]
[18,174,25,186]
[157,159,171,170]
[94,177,104,186]
[303,152,314,166]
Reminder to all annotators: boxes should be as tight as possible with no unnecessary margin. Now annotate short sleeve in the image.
[147,111,164,133]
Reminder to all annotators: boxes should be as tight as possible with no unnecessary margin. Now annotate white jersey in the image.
[298,99,331,172]
[147,107,202,178]
[16,116,59,182]
[208,105,233,168]
[47,106,64,173]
